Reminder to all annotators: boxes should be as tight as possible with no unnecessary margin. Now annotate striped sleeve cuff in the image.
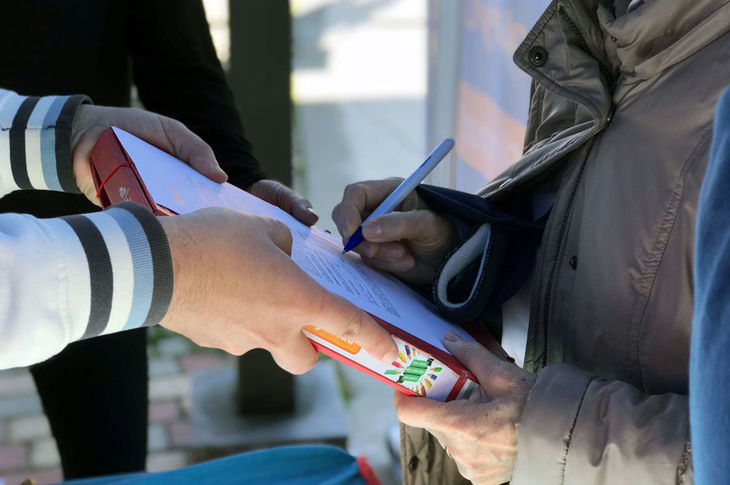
[0,88,90,196]
[46,201,173,342]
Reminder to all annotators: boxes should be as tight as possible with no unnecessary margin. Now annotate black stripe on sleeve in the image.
[115,202,174,326]
[9,96,40,189]
[62,214,114,338]
[54,95,90,193]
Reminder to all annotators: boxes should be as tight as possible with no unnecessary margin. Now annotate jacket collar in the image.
[515,0,730,104]
[598,0,730,80]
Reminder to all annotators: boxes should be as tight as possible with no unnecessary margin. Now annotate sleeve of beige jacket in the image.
[510,364,693,485]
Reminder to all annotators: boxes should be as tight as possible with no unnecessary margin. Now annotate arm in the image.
[0,88,173,368]
[512,364,692,485]
[127,0,264,190]
[332,179,544,321]
[690,87,730,484]
[395,335,692,485]
[0,88,397,370]
[127,0,318,224]
[0,203,171,369]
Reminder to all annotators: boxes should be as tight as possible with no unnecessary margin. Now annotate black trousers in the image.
[2,191,149,479]
[30,328,149,479]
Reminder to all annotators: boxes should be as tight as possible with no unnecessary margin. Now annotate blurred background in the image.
[0,1,547,484]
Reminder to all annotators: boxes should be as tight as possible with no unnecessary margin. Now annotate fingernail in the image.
[443,332,461,343]
[383,347,399,363]
[306,207,318,216]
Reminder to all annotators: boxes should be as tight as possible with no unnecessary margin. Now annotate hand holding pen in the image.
[332,139,458,284]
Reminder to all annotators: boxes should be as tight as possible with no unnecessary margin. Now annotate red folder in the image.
[91,127,509,401]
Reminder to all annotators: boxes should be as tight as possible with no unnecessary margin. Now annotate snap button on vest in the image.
[528,46,548,67]
[408,456,420,472]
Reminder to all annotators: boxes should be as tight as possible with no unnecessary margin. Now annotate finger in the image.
[252,180,320,226]
[360,254,415,274]
[158,116,228,183]
[356,241,409,261]
[264,218,294,256]
[443,332,513,397]
[335,179,404,239]
[269,333,320,375]
[363,210,447,245]
[291,199,319,226]
[393,391,450,432]
[313,290,398,363]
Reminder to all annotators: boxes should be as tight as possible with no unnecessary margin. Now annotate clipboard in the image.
[91,126,508,401]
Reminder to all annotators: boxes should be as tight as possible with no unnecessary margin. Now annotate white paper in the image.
[113,127,474,353]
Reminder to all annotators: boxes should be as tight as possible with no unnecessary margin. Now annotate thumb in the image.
[158,116,228,183]
[313,291,398,364]
[394,390,449,432]
[269,333,320,375]
[442,332,512,397]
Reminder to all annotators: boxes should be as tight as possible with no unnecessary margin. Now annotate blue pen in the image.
[342,138,455,254]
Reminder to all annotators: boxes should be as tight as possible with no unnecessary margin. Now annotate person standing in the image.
[333,0,730,483]
[0,1,313,478]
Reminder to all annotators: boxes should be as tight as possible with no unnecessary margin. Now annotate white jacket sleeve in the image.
[0,89,173,369]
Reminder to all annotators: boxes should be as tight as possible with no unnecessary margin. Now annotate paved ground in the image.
[0,1,425,483]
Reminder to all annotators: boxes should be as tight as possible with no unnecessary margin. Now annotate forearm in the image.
[0,88,89,196]
[512,364,692,484]
[129,0,265,189]
[0,202,172,369]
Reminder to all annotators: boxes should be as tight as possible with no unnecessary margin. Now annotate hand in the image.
[158,207,398,374]
[71,105,227,205]
[394,332,535,484]
[248,179,319,226]
[332,178,456,284]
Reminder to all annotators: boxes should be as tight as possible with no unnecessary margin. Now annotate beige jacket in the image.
[401,0,730,483]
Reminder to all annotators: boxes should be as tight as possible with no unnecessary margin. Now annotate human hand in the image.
[158,207,397,374]
[70,105,227,205]
[332,178,456,284]
[394,332,535,484]
[248,179,319,226]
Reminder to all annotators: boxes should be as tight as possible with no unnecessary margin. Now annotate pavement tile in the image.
[0,445,27,472]
[179,354,224,373]
[149,401,180,423]
[2,467,62,485]
[0,373,35,398]
[8,415,51,443]
[149,375,191,401]
[30,438,60,469]
[0,395,42,419]
[148,358,180,378]
[146,450,188,473]
[156,338,191,357]
[147,425,169,452]
[169,421,191,448]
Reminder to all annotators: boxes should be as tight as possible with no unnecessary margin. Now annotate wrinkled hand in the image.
[332,178,456,284]
[394,333,535,484]
[248,179,319,226]
[71,105,227,205]
[159,207,397,374]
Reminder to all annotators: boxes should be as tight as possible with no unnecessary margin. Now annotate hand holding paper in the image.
[71,105,227,204]
[158,207,397,375]
[92,127,498,400]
